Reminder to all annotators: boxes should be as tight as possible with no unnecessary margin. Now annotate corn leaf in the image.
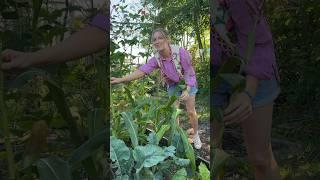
[121,112,139,147]
[110,136,131,176]
[36,156,72,180]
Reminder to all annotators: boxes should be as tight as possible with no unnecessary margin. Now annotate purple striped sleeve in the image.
[139,57,159,74]
[179,48,197,86]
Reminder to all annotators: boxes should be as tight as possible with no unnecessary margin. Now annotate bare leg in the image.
[241,103,281,180]
[185,95,198,134]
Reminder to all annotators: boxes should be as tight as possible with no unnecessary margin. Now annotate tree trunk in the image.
[193,0,203,61]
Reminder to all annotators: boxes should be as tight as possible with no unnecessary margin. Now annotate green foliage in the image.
[0,1,109,179]
[156,125,170,144]
[121,112,139,148]
[110,136,132,176]
[67,129,107,169]
[211,149,230,177]
[36,156,72,180]
[133,145,168,172]
[266,1,320,178]
[172,168,187,180]
[111,135,191,179]
[198,162,210,180]
[111,84,201,178]
[176,127,196,174]
[111,0,210,178]
[268,0,320,111]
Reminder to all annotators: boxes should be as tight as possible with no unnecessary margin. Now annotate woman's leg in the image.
[185,95,198,134]
[185,95,202,149]
[241,103,280,180]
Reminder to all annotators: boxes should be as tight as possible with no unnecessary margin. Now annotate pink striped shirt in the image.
[139,48,197,86]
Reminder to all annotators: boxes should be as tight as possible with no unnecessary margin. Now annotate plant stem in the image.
[0,55,16,179]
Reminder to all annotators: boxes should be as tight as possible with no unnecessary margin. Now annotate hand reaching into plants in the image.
[223,92,253,125]
[110,77,124,84]
[110,70,146,85]
[1,26,106,71]
[1,50,37,70]
[179,90,189,101]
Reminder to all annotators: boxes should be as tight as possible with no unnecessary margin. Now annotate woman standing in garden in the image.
[111,28,202,149]
[212,0,281,179]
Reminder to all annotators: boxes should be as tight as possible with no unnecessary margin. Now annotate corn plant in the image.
[0,51,108,179]
[111,83,203,178]
[0,47,16,180]
[111,126,191,179]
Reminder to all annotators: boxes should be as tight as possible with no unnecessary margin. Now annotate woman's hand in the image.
[1,49,37,70]
[111,77,124,84]
[180,90,189,101]
[223,92,253,125]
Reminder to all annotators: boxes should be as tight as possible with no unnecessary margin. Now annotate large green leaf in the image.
[121,112,139,147]
[87,108,106,137]
[153,172,164,180]
[137,168,154,180]
[133,144,167,173]
[45,79,82,145]
[172,133,184,157]
[212,56,243,91]
[110,136,131,176]
[147,132,158,145]
[156,125,170,144]
[163,146,176,158]
[68,129,107,169]
[172,168,187,180]
[199,162,210,180]
[36,156,72,180]
[177,127,196,174]
[219,73,245,92]
[46,79,99,180]
[169,108,181,144]
[173,157,190,167]
[164,95,178,110]
[211,148,231,177]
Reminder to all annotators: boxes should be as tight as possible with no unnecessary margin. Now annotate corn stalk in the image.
[0,52,16,179]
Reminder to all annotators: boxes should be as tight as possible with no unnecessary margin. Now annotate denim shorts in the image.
[167,84,198,97]
[212,74,280,109]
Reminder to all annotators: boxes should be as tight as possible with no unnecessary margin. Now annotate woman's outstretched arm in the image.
[1,25,106,70]
[111,70,145,84]
[1,12,108,71]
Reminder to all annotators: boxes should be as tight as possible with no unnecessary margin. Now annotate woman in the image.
[111,28,202,149]
[212,0,281,179]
